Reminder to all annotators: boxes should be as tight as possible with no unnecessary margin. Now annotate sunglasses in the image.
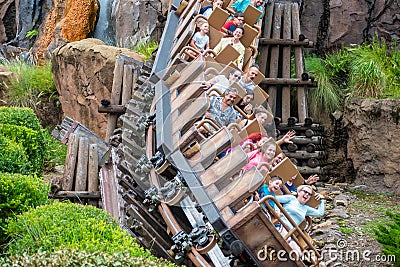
[301,190,312,197]
[231,74,241,78]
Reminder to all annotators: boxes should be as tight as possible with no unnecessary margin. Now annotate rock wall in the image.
[301,0,400,52]
[344,98,400,194]
[2,0,399,59]
[51,38,145,139]
[110,0,165,48]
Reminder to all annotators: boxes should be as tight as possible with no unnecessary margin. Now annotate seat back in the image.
[243,4,262,25]
[214,44,240,65]
[188,126,233,169]
[199,146,248,187]
[209,166,264,211]
[172,94,210,135]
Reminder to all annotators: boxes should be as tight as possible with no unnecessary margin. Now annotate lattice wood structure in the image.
[258,1,316,123]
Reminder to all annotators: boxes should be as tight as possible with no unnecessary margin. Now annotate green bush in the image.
[304,55,342,118]
[374,211,400,267]
[0,172,49,245]
[0,60,57,111]
[0,134,31,174]
[41,129,67,171]
[0,249,176,267]
[0,107,42,131]
[5,202,161,258]
[0,123,45,174]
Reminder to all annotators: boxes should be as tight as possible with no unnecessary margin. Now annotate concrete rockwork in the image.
[344,98,400,194]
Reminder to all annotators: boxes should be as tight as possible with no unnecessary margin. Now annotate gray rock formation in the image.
[110,0,165,48]
[51,38,145,139]
[300,0,400,52]
[344,98,400,194]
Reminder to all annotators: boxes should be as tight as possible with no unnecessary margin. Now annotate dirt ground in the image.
[311,184,399,267]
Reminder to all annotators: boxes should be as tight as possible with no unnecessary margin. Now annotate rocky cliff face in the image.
[1,0,399,60]
[344,98,400,194]
[301,0,400,52]
[51,38,145,138]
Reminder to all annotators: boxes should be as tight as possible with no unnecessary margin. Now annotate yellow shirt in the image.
[213,38,245,67]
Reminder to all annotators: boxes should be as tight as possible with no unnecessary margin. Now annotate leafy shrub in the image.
[0,107,42,131]
[374,211,400,267]
[0,172,49,245]
[0,134,31,174]
[41,129,67,171]
[304,55,342,118]
[0,123,45,174]
[132,40,158,60]
[5,202,159,258]
[0,249,176,267]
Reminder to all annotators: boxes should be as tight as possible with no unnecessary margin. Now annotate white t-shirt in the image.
[192,32,209,51]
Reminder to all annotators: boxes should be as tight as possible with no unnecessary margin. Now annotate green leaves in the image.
[374,211,400,267]
[3,202,175,266]
[0,172,50,244]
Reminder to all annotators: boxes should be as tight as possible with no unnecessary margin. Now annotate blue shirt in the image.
[231,0,264,22]
[281,182,296,195]
[257,184,276,209]
[275,195,325,229]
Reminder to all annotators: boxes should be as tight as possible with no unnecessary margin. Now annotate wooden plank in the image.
[62,133,79,191]
[258,1,274,75]
[122,64,133,105]
[106,57,124,141]
[88,144,99,206]
[52,191,101,199]
[259,38,313,46]
[100,156,120,219]
[267,3,283,115]
[75,137,89,191]
[292,2,308,122]
[281,3,292,122]
[98,104,126,114]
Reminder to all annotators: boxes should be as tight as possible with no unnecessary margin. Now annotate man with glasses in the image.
[222,12,245,36]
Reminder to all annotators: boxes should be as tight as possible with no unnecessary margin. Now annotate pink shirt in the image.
[243,150,269,172]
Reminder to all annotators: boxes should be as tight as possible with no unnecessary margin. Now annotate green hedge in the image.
[5,202,160,259]
[0,249,176,267]
[0,172,49,245]
[0,134,31,174]
[0,107,42,131]
[0,123,45,174]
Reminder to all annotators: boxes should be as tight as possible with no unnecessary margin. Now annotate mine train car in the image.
[106,0,326,266]
[131,59,323,267]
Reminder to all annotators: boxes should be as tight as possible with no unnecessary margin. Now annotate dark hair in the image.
[253,106,268,115]
[234,12,245,18]
[229,69,242,75]
[249,64,260,70]
[245,89,254,96]
[225,87,238,95]
[234,25,245,34]
[270,176,283,182]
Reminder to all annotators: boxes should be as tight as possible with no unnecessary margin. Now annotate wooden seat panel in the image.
[210,166,264,211]
[199,146,248,187]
